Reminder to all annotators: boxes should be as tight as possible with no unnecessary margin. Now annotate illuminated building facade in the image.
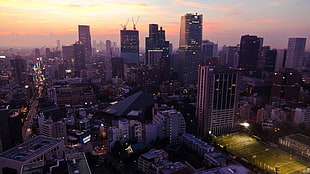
[178,13,203,84]
[196,66,240,136]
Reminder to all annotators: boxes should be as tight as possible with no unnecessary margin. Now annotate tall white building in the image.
[196,66,240,136]
[152,104,186,144]
[285,38,306,72]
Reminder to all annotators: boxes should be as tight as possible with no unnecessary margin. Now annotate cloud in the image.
[0,12,24,16]
[248,18,281,23]
[173,0,242,14]
[67,4,82,8]
[1,0,156,12]
[270,1,281,6]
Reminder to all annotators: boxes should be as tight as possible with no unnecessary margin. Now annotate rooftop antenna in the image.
[120,19,130,30]
[132,16,140,30]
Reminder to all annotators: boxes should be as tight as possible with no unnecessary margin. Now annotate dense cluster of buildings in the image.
[0,12,309,174]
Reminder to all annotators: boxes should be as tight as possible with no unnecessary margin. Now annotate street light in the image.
[240,122,250,128]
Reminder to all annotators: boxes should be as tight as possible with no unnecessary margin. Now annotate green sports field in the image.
[216,133,310,174]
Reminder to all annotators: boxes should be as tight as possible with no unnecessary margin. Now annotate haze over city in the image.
[1,0,310,49]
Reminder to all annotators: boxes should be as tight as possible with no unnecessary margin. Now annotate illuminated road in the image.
[22,100,38,142]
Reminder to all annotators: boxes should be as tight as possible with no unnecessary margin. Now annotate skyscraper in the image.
[257,46,277,77]
[73,42,86,71]
[225,46,239,67]
[34,48,40,58]
[120,29,139,64]
[105,40,112,81]
[202,40,218,58]
[196,66,240,137]
[239,35,261,72]
[0,108,23,152]
[285,38,306,72]
[106,40,112,57]
[271,68,301,101]
[78,25,92,61]
[10,56,27,85]
[145,24,170,82]
[56,40,61,51]
[275,49,287,72]
[145,24,170,64]
[178,13,203,85]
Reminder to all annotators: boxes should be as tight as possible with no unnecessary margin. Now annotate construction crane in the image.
[132,16,140,30]
[120,19,130,30]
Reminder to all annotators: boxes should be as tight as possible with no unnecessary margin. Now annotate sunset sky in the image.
[0,0,309,50]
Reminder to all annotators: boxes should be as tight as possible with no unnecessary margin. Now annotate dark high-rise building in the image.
[225,46,239,67]
[271,68,301,101]
[62,45,74,60]
[120,29,139,64]
[285,38,306,72]
[46,48,52,59]
[73,42,86,71]
[10,56,27,85]
[105,40,112,81]
[106,40,112,57]
[178,13,203,84]
[145,24,170,64]
[202,40,218,58]
[112,57,124,79]
[78,25,92,61]
[34,48,40,58]
[0,108,23,152]
[196,66,240,137]
[275,49,287,72]
[56,40,61,51]
[257,46,277,77]
[145,24,170,82]
[239,35,261,72]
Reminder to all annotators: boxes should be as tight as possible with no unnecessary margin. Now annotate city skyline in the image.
[0,0,310,50]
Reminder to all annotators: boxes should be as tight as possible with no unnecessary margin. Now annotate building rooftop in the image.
[284,134,310,146]
[103,91,154,117]
[0,136,63,162]
[158,161,189,174]
[66,152,91,174]
[141,149,168,160]
[195,164,250,174]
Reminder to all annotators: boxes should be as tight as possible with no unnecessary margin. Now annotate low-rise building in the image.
[194,164,251,174]
[40,117,68,145]
[182,133,214,157]
[279,134,310,159]
[150,160,190,174]
[0,136,64,174]
[138,149,169,174]
[204,152,227,167]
